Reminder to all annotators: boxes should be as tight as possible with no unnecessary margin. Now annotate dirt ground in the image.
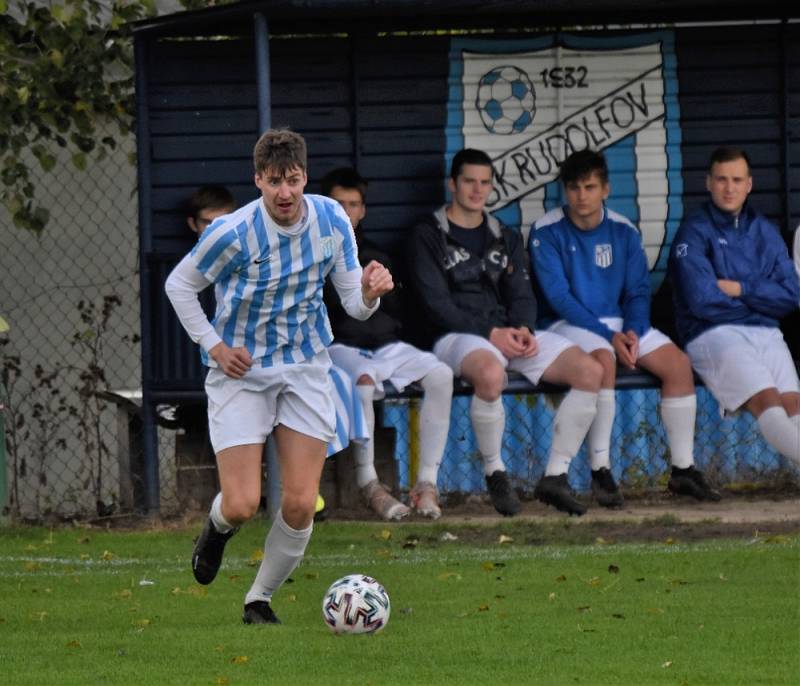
[320,494,800,545]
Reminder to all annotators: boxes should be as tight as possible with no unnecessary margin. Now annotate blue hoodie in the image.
[668,200,799,345]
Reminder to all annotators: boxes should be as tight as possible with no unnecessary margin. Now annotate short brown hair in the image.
[253,129,307,176]
[708,147,751,175]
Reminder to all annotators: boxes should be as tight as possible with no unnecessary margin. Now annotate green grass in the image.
[0,520,798,685]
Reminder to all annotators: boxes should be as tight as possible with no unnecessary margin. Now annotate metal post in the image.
[135,35,160,515]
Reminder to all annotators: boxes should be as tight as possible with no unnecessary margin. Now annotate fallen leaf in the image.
[440,532,458,542]
[171,587,182,595]
[608,564,620,574]
[438,571,461,581]
[304,572,319,580]
[481,561,496,571]
[286,594,297,602]
[555,574,567,582]
[612,613,625,619]
[647,607,665,614]
[588,576,602,588]
[24,562,41,572]
[577,606,591,613]
[66,640,81,649]
[663,538,676,545]
[636,577,645,582]
[548,592,556,601]
[478,603,490,612]
[380,529,392,541]
[662,661,673,669]
[138,579,155,586]
[231,655,249,665]
[101,550,116,561]
[498,534,513,544]
[76,537,90,544]
[403,538,419,549]
[215,678,230,686]
[719,574,728,582]
[248,549,263,566]
[32,611,48,622]
[228,575,241,582]
[80,554,90,561]
[400,607,413,615]
[577,624,596,632]
[595,536,609,545]
[115,589,132,600]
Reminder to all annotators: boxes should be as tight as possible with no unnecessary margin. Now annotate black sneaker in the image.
[485,470,521,516]
[243,600,281,625]
[591,468,624,508]
[668,466,721,502]
[191,518,238,585]
[534,474,587,516]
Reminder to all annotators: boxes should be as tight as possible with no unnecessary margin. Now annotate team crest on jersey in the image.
[595,244,613,268]
[675,243,688,257]
[320,236,335,259]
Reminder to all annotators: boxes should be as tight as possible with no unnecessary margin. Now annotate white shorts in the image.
[548,317,672,358]
[329,341,445,399]
[433,331,574,385]
[205,351,336,453]
[686,325,800,412]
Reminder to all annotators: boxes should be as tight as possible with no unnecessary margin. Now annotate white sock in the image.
[209,492,234,534]
[661,394,697,469]
[245,509,312,605]
[354,385,378,488]
[757,406,800,466]
[470,395,506,475]
[588,389,615,471]
[417,365,453,485]
[545,389,598,476]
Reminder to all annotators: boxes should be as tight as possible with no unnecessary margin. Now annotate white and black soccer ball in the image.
[321,574,391,634]
[475,65,536,135]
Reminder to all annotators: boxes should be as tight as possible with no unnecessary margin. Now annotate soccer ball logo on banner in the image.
[475,65,536,135]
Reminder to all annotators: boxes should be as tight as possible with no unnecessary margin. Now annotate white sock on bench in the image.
[417,365,454,485]
[354,384,379,488]
[757,406,800,466]
[588,389,615,471]
[661,394,697,469]
[545,389,598,476]
[470,395,506,475]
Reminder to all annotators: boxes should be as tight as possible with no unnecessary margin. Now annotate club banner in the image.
[447,33,683,288]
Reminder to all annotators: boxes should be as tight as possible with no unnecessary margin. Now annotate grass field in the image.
[0,517,797,685]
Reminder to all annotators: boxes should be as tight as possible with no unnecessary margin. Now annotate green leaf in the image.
[71,152,87,170]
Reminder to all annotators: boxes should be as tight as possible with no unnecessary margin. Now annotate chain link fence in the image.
[0,137,183,521]
[382,387,800,504]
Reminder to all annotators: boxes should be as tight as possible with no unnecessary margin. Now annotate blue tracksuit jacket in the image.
[528,206,651,342]
[668,200,799,345]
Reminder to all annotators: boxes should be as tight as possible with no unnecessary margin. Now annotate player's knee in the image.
[576,354,603,391]
[472,364,505,400]
[281,496,315,529]
[224,495,260,523]
[421,364,454,393]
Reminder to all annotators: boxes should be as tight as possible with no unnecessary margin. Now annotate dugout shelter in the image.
[132,0,800,514]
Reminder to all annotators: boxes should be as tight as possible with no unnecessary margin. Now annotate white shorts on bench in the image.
[205,350,336,453]
[433,331,574,385]
[686,324,800,412]
[548,317,672,358]
[329,341,444,399]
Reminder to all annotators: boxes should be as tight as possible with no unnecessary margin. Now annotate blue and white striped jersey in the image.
[181,194,363,368]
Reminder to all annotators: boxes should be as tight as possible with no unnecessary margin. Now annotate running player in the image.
[165,129,393,624]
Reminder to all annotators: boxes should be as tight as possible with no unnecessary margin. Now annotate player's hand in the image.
[209,342,252,379]
[489,327,527,359]
[361,260,394,305]
[717,279,742,297]
[514,327,538,358]
[612,331,637,369]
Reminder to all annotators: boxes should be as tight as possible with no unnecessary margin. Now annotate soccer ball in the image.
[321,574,391,634]
[475,65,536,135]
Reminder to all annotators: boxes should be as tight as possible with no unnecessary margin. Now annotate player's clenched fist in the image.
[361,260,394,304]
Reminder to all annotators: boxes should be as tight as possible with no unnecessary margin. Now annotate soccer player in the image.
[321,167,453,520]
[408,148,604,517]
[530,149,720,504]
[185,184,235,236]
[669,146,800,468]
[165,129,393,624]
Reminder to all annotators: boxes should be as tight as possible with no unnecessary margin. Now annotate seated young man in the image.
[670,146,800,469]
[408,148,605,517]
[185,184,235,237]
[530,149,720,503]
[322,167,453,521]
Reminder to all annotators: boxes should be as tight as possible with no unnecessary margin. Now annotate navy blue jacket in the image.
[668,200,799,345]
[408,206,538,348]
